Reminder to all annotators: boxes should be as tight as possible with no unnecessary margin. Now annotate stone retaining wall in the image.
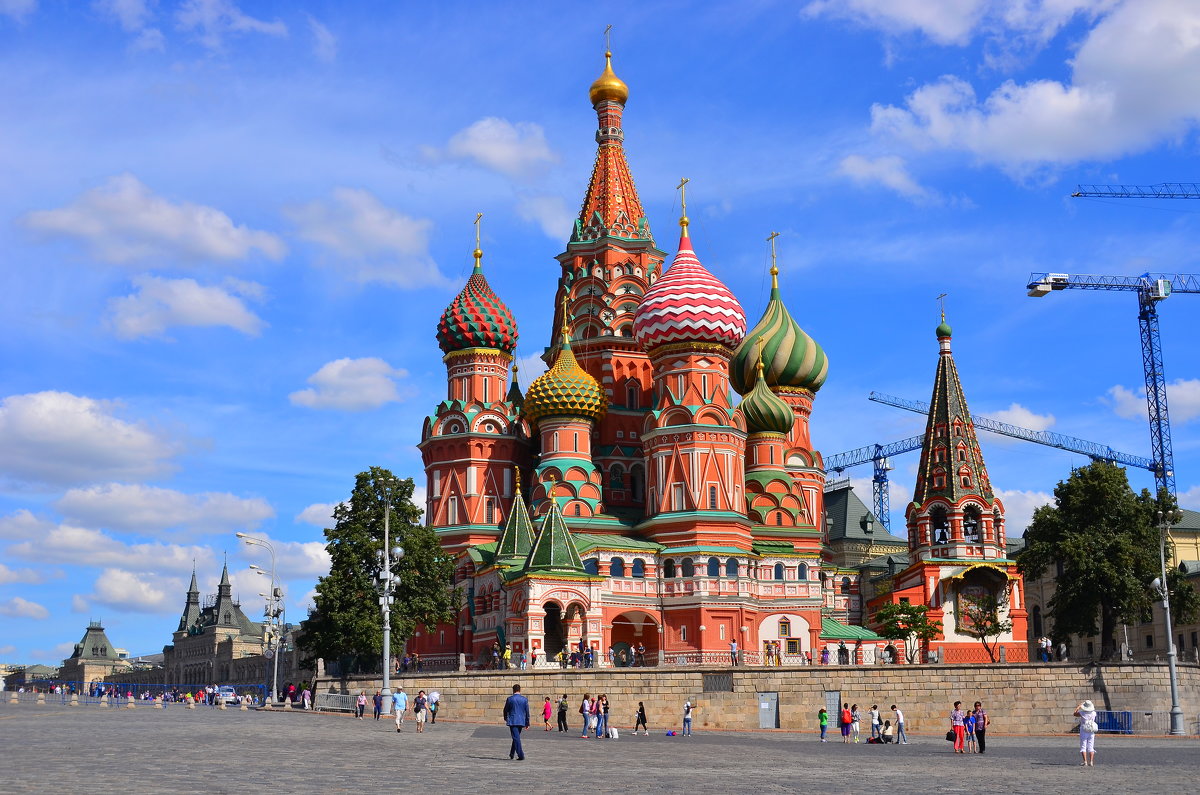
[314,662,1200,734]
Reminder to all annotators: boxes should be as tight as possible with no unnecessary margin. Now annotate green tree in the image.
[298,467,459,672]
[959,590,1013,663]
[1017,461,1199,659]
[875,602,942,663]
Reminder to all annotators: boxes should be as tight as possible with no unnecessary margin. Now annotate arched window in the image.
[707,557,720,577]
[626,381,640,409]
[631,558,646,578]
[583,558,599,575]
[797,563,808,581]
[663,559,676,578]
[573,503,582,516]
[775,511,784,526]
[930,506,949,544]
[681,558,695,577]
[485,499,495,524]
[725,558,738,577]
[774,563,784,580]
[708,485,718,510]
[840,576,852,594]
[963,505,982,542]
[447,497,459,525]
[610,557,625,578]
[1032,605,1043,637]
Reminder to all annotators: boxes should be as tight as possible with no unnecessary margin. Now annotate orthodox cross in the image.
[604,24,612,52]
[676,177,689,215]
[767,231,780,282]
[937,292,948,322]
[474,212,483,251]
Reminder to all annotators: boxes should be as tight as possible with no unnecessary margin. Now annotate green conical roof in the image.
[495,485,534,564]
[739,359,794,435]
[523,499,585,574]
[731,269,827,395]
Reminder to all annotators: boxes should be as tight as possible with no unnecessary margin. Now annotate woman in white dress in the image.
[1074,699,1098,766]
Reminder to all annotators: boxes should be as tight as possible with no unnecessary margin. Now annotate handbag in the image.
[945,730,955,742]
[1083,719,1099,733]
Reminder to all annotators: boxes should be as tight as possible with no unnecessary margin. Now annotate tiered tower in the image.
[420,228,531,553]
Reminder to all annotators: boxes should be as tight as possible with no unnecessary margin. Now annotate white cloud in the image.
[803,0,988,46]
[515,351,548,384]
[55,483,273,537]
[986,402,1056,431]
[296,502,338,527]
[130,26,165,51]
[30,642,75,663]
[1179,484,1200,511]
[94,1,167,53]
[107,275,266,339]
[176,0,286,50]
[21,174,285,265]
[237,533,330,578]
[0,0,36,23]
[1107,378,1200,424]
[286,188,451,288]
[0,391,178,487]
[0,644,15,656]
[306,14,336,62]
[838,154,935,201]
[411,485,427,519]
[849,475,913,536]
[289,357,407,411]
[0,596,49,620]
[996,487,1054,534]
[71,594,89,613]
[89,568,181,613]
[869,1,1200,175]
[2,510,213,573]
[428,117,559,179]
[0,563,44,585]
[517,194,574,238]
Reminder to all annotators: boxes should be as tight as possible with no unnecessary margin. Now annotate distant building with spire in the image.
[410,47,1024,666]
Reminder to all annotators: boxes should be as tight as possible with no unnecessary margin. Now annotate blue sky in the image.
[2,0,1199,665]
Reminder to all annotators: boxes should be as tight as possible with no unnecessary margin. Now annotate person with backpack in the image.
[557,694,569,732]
[817,708,829,742]
[840,703,852,743]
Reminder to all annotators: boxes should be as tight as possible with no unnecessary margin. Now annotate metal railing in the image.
[314,692,359,713]
[1091,710,1199,735]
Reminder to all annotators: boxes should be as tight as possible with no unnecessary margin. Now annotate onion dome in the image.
[523,324,607,424]
[633,222,746,351]
[731,265,827,394]
[936,317,953,338]
[739,358,794,435]
[589,50,629,106]
[436,249,518,355]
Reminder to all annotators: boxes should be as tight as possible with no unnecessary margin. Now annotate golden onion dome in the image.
[589,51,629,106]
[523,333,607,424]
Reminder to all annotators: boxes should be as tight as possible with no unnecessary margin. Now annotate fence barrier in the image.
[1,681,266,708]
[314,692,358,713]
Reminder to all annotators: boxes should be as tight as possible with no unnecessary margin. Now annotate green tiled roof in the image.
[467,543,497,568]
[523,500,585,574]
[573,533,663,554]
[495,493,534,563]
[751,540,796,556]
[820,617,881,641]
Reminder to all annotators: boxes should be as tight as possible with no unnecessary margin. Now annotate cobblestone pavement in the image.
[1,702,1195,794]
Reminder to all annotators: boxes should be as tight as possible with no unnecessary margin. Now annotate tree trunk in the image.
[1099,603,1117,660]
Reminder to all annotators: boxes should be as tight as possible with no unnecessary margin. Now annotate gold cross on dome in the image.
[766,231,780,285]
[937,292,948,322]
[604,24,612,52]
[676,177,689,215]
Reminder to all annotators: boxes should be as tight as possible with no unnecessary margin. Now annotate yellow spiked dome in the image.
[524,327,607,424]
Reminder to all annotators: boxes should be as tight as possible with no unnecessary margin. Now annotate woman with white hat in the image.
[1074,699,1099,766]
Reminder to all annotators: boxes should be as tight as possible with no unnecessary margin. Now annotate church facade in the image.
[410,50,1024,666]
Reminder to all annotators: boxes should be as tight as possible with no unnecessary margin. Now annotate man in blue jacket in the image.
[503,684,530,760]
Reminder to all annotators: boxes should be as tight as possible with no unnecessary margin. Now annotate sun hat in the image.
[1080,699,1094,711]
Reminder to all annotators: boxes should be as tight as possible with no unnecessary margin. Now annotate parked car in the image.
[217,686,237,703]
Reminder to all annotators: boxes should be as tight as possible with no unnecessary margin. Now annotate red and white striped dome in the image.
[633,232,747,351]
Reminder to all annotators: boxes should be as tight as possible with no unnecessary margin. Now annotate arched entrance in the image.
[610,610,659,666]
[543,602,565,659]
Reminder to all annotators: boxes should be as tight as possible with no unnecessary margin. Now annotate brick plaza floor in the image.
[0,702,1195,793]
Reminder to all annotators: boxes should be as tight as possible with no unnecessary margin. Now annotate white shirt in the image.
[870,708,880,725]
[684,701,692,718]
[894,709,904,723]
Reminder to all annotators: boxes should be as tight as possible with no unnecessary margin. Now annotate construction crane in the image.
[827,396,1155,532]
[1072,183,1200,199]
[1025,272,1200,497]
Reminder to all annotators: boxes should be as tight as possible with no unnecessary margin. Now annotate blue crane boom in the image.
[1072,183,1200,199]
[1025,271,1200,497]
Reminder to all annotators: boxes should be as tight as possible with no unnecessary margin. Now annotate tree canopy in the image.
[959,590,1013,663]
[298,467,459,672]
[1017,461,1199,659]
[874,602,942,663]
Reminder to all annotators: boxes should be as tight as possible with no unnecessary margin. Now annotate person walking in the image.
[372,691,383,720]
[950,701,966,753]
[503,684,530,761]
[392,687,408,733]
[635,701,648,735]
[850,704,862,743]
[542,697,553,731]
[973,701,989,753]
[840,703,852,743]
[1075,699,1098,767]
[682,699,694,736]
[429,691,440,724]
[356,691,367,720]
[302,687,311,711]
[869,704,881,740]
[413,690,428,733]
[891,705,908,744]
[818,708,828,742]
[557,694,569,732]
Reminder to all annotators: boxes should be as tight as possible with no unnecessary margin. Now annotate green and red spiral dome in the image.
[436,256,519,355]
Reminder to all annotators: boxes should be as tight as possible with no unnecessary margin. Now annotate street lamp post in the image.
[237,533,281,707]
[1153,509,1185,736]
[379,492,405,715]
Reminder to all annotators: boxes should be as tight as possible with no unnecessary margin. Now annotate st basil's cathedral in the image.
[412,50,1028,666]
